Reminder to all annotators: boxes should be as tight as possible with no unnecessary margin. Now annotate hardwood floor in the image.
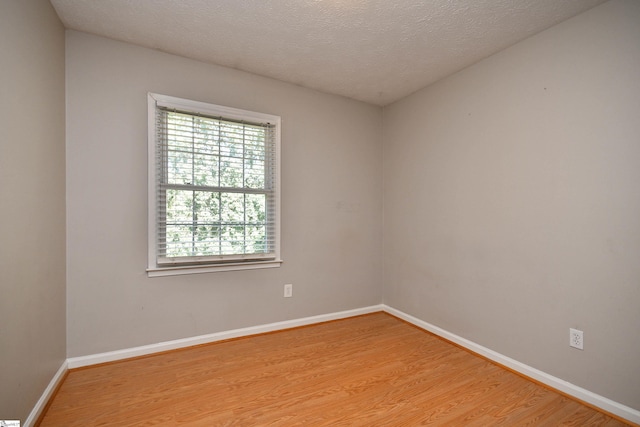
[39,313,631,426]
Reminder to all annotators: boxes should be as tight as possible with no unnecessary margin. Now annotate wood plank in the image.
[39,313,633,426]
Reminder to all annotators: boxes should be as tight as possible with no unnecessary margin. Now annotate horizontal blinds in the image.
[155,107,277,265]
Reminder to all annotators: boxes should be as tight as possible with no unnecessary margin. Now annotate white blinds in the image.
[154,106,277,265]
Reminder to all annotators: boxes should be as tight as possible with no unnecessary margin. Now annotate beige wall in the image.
[5,0,639,419]
[383,0,640,410]
[0,0,67,422]
[65,31,383,357]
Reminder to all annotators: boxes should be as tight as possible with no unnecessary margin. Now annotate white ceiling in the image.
[50,0,607,106]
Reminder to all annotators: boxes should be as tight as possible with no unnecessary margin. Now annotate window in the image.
[147,93,281,276]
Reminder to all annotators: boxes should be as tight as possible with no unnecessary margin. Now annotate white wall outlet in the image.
[569,328,583,350]
[284,284,293,298]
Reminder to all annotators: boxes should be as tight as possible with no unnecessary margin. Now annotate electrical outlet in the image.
[569,328,583,350]
[284,284,293,298]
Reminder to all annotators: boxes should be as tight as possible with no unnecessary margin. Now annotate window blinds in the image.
[154,106,277,265]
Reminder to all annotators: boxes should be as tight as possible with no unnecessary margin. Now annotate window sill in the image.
[147,259,283,277]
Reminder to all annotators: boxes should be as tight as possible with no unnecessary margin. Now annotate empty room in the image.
[1,0,639,425]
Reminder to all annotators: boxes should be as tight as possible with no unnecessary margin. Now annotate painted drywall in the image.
[65,31,383,357]
[383,0,640,410]
[0,0,67,422]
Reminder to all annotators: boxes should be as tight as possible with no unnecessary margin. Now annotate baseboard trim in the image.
[382,305,640,425]
[67,304,384,369]
[35,304,639,425]
[24,360,68,427]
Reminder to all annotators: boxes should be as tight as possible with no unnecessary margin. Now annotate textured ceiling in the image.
[50,0,607,106]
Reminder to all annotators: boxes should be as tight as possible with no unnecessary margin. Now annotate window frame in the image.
[147,93,282,277]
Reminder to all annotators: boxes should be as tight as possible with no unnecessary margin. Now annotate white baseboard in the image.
[382,305,640,425]
[67,304,384,369]
[34,304,639,426]
[24,360,68,427]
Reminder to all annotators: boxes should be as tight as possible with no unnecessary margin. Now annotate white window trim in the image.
[147,93,282,277]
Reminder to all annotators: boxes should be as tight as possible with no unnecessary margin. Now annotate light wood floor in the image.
[39,313,631,426]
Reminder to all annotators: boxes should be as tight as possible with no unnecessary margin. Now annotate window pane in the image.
[194,191,220,222]
[192,224,221,256]
[220,225,244,254]
[167,113,193,185]
[167,112,194,151]
[193,153,219,186]
[219,157,243,188]
[220,192,244,224]
[245,225,267,253]
[219,122,244,158]
[165,224,194,257]
[245,194,266,224]
[193,116,220,155]
[164,191,271,257]
[244,159,265,188]
[166,189,194,223]
[167,148,193,185]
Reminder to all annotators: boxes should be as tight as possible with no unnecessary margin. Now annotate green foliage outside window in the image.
[160,111,270,258]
